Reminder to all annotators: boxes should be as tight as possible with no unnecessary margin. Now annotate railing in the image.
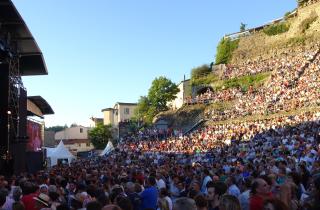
[183,113,205,135]
[224,10,297,41]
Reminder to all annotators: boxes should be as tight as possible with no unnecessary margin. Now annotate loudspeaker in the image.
[12,141,26,174]
[25,152,44,174]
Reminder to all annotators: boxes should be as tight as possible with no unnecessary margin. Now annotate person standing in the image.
[249,178,272,210]
[140,176,158,210]
[201,169,212,194]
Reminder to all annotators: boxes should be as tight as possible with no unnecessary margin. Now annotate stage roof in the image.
[28,96,54,117]
[0,0,48,76]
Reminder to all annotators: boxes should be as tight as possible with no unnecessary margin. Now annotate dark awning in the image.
[0,0,48,76]
[28,96,54,116]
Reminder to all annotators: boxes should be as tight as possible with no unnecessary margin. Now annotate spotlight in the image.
[7,111,11,115]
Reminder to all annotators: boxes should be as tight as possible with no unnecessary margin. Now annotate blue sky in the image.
[12,0,296,127]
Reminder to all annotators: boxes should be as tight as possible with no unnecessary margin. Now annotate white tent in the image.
[47,140,75,166]
[100,141,114,156]
[45,147,56,156]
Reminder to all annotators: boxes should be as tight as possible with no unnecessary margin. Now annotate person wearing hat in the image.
[33,193,51,210]
[39,185,49,195]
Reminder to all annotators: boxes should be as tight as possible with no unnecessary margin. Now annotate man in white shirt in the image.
[201,169,212,194]
[156,173,166,190]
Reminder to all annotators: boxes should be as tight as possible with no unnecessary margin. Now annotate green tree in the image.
[88,123,112,149]
[70,123,78,127]
[215,37,239,64]
[133,96,151,121]
[240,22,247,32]
[45,125,67,132]
[133,77,179,124]
[148,76,179,112]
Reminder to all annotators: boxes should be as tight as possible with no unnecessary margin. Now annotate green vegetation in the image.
[148,76,179,111]
[287,36,307,46]
[215,38,239,64]
[284,12,292,20]
[191,64,219,86]
[134,76,179,124]
[191,64,211,80]
[263,22,290,36]
[213,72,271,92]
[209,101,234,112]
[299,11,318,33]
[88,123,112,149]
[284,8,297,20]
[240,22,247,32]
[191,73,218,86]
[45,125,67,132]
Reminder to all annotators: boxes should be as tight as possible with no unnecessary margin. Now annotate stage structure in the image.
[0,0,51,175]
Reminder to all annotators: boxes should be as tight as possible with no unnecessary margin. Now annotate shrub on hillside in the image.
[191,64,219,86]
[191,74,218,86]
[215,72,270,92]
[287,36,306,46]
[263,22,290,36]
[191,65,212,80]
[299,11,318,33]
[215,38,239,64]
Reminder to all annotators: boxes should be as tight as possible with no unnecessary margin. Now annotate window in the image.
[80,128,83,133]
[86,143,91,147]
[124,108,130,115]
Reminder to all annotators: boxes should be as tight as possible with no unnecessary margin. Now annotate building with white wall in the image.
[102,102,137,127]
[54,126,94,154]
[167,79,190,110]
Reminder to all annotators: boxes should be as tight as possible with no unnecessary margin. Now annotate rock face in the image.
[231,2,320,65]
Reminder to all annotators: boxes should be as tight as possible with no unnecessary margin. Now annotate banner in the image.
[26,121,42,152]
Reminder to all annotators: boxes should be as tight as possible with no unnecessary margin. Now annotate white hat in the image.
[33,193,50,207]
[39,184,48,190]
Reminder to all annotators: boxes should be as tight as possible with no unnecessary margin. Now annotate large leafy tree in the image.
[88,123,112,149]
[148,76,179,112]
[133,77,179,124]
[134,96,151,121]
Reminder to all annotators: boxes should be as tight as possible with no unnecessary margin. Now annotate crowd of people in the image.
[185,44,320,122]
[202,44,320,121]
[0,108,318,210]
[184,88,243,106]
[0,42,320,210]
[222,45,317,79]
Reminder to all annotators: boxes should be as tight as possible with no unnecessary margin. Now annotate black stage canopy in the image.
[0,0,48,76]
[28,96,54,117]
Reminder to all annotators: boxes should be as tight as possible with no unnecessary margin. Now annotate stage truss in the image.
[1,36,25,159]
